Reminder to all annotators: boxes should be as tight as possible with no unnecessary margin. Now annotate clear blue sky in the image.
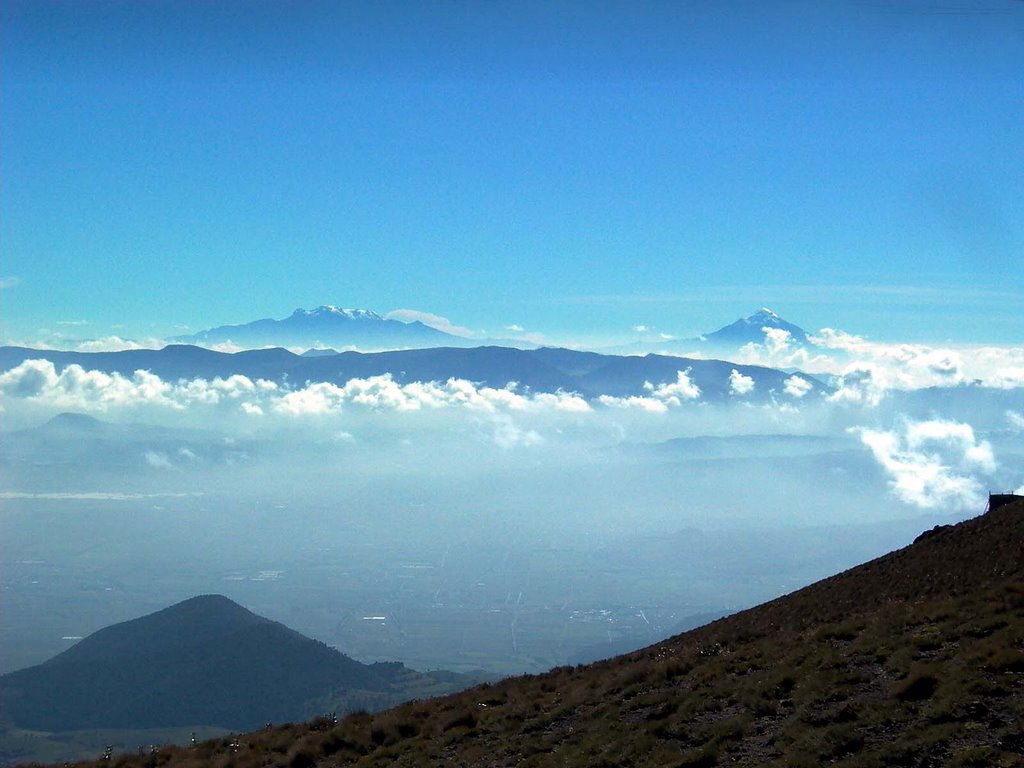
[2,0,1022,345]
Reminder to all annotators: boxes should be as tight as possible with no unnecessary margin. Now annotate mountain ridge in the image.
[167,306,537,351]
[0,595,475,734]
[0,344,827,403]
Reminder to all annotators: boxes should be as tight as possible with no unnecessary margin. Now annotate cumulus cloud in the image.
[491,415,542,448]
[599,370,701,411]
[75,336,166,353]
[385,309,475,338]
[827,367,887,407]
[728,369,755,396]
[854,418,997,511]
[0,360,278,413]
[1007,411,1024,431]
[144,450,172,469]
[783,375,812,398]
[990,366,1024,389]
[729,324,1024,397]
[504,324,525,333]
[812,329,1024,392]
[632,325,649,333]
[734,327,832,372]
[646,370,701,401]
[0,360,599,442]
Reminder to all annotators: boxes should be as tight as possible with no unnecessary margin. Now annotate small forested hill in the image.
[48,500,1024,768]
[0,596,468,733]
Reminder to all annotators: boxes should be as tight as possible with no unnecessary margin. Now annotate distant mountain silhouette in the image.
[696,307,810,348]
[166,306,540,351]
[2,411,239,470]
[607,308,814,356]
[0,595,470,732]
[0,345,827,402]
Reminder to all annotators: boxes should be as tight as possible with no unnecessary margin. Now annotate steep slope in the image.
[57,500,1023,767]
[0,596,466,733]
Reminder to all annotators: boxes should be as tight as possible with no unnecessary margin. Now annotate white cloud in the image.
[990,366,1024,389]
[75,336,166,353]
[504,324,525,333]
[729,324,1024,397]
[728,369,755,396]
[854,418,997,511]
[597,394,670,413]
[646,369,701,402]
[0,359,281,413]
[762,327,793,355]
[491,415,542,448]
[0,276,21,289]
[810,329,1024,392]
[144,450,172,469]
[1007,411,1024,431]
[0,360,595,424]
[385,309,475,338]
[783,375,812,399]
[827,367,887,407]
[632,325,649,333]
[0,359,59,398]
[600,370,701,411]
[734,327,832,372]
[56,320,90,326]
[241,401,264,416]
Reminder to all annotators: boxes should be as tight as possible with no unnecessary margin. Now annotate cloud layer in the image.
[854,418,997,511]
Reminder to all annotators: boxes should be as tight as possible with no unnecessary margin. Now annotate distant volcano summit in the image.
[698,307,810,348]
[170,305,463,351]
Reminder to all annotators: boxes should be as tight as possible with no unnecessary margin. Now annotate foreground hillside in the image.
[33,501,1024,767]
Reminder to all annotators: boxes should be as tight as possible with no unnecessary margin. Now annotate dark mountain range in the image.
[52,498,1024,767]
[0,595,473,733]
[0,344,826,402]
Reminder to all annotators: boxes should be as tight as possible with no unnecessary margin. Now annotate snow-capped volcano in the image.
[171,305,461,350]
[292,306,384,321]
[697,308,810,348]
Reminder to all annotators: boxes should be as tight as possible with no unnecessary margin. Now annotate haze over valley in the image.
[3,306,1022,684]
[2,1,1023,764]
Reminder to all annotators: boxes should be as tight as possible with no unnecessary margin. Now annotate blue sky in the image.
[2,0,1022,346]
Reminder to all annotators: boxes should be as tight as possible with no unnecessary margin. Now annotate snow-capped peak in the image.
[293,306,384,321]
